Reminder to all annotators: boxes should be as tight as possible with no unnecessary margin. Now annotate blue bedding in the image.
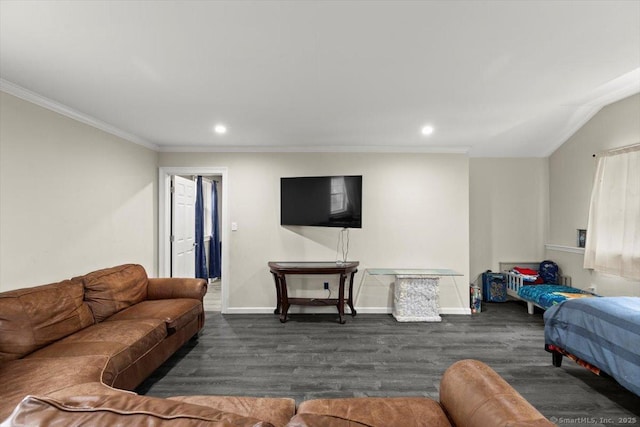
[544,297,640,396]
[517,284,593,309]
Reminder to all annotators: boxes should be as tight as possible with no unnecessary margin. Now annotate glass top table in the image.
[367,268,462,276]
[365,268,464,322]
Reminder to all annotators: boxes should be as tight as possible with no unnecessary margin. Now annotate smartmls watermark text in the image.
[548,416,637,425]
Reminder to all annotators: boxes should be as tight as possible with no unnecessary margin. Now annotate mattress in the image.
[517,284,593,309]
[544,297,640,396]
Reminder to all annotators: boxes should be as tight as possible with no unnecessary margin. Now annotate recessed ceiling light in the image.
[214,124,227,134]
[421,125,434,136]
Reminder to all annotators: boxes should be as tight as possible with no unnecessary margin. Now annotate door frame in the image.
[159,166,229,313]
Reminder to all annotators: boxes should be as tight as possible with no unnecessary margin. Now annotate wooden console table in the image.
[268,261,359,324]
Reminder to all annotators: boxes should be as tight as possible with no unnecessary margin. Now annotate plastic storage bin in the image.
[482,272,507,302]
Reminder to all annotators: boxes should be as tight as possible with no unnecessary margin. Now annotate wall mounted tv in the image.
[281,175,362,228]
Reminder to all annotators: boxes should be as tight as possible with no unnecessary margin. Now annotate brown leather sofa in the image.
[0,264,554,426]
[0,264,212,416]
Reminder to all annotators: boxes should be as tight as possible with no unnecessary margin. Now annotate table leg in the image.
[347,271,357,316]
[271,272,281,315]
[279,274,290,323]
[338,273,346,324]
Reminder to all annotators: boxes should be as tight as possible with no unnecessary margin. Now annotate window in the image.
[584,145,640,280]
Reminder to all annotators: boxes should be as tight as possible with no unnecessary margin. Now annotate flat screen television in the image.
[281,175,362,228]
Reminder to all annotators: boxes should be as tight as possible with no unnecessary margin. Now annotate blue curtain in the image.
[209,180,222,279]
[195,176,208,280]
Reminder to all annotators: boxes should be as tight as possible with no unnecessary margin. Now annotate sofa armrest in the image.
[439,359,554,427]
[147,278,207,301]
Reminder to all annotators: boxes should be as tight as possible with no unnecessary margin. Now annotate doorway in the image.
[159,167,229,312]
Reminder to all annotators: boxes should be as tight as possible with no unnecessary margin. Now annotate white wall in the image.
[469,158,549,282]
[0,92,158,291]
[159,152,470,313]
[548,93,640,296]
[5,83,633,304]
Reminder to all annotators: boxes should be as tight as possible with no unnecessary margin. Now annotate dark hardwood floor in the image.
[137,302,639,426]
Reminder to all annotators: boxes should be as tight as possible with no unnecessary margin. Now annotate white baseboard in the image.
[203,302,220,312]
[223,307,275,314]
[353,307,392,314]
[223,306,361,315]
[223,306,471,315]
[441,307,472,315]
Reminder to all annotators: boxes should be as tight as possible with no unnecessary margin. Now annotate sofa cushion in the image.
[0,355,108,421]
[2,394,275,427]
[46,381,134,400]
[295,397,451,427]
[76,264,149,322]
[0,280,95,362]
[25,319,166,385]
[286,414,371,427]
[168,396,296,427]
[105,299,202,332]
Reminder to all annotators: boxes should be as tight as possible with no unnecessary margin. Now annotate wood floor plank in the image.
[137,301,640,426]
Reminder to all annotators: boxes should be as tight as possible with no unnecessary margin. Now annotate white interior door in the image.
[171,175,196,278]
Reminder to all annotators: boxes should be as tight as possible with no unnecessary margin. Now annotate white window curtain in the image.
[584,144,640,280]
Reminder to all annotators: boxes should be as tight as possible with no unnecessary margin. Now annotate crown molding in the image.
[157,144,471,154]
[579,67,640,107]
[0,78,158,151]
[4,67,636,158]
[1,80,467,155]
[539,105,602,158]
[540,67,640,157]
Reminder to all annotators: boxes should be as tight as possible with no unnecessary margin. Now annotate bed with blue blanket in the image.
[517,284,594,310]
[544,297,640,396]
[500,261,595,314]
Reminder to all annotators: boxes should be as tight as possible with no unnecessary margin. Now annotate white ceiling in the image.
[1,0,639,157]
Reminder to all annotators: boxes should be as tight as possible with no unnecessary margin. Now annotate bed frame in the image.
[499,262,572,314]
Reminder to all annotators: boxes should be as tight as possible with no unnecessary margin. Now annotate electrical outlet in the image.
[324,282,329,290]
[587,285,597,294]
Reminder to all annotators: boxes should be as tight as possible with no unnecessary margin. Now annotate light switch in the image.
[231,222,238,231]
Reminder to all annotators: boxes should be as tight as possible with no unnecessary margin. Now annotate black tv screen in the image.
[281,175,362,228]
